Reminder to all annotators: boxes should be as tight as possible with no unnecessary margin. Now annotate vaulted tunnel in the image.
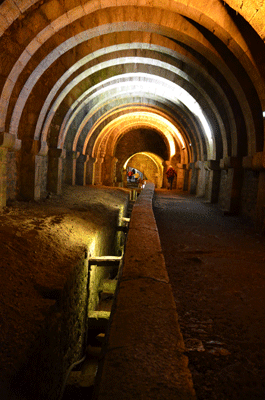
[0,0,264,226]
[1,1,265,399]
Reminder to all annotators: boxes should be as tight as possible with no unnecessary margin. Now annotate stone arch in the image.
[0,6,258,158]
[90,111,187,186]
[126,152,164,188]
[0,0,264,223]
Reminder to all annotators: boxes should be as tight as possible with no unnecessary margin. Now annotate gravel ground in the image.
[153,189,265,400]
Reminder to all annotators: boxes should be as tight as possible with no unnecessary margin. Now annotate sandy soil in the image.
[153,189,265,400]
[0,185,129,391]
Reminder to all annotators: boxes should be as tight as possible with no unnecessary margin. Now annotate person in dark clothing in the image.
[166,165,177,190]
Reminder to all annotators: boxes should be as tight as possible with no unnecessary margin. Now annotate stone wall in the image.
[6,151,17,201]
[218,169,230,210]
[240,169,259,221]
[13,251,89,400]
[35,154,49,200]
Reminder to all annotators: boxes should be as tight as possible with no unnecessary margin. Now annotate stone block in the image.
[0,14,9,36]
[0,132,17,149]
[49,148,66,158]
[96,344,196,400]
[88,311,111,330]
[177,163,186,169]
[221,156,242,169]
[252,151,264,170]
[15,0,36,13]
[242,155,253,169]
[40,0,63,22]
[240,169,259,220]
[0,0,20,24]
[187,162,194,169]
[67,5,85,23]
[206,159,220,170]
[126,211,158,232]
[122,230,169,282]
[194,160,203,169]
[82,0,101,15]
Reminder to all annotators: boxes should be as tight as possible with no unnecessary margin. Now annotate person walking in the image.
[166,165,177,190]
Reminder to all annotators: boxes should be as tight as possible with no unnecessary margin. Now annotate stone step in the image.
[99,279,117,294]
[87,311,111,330]
[89,256,122,267]
[67,346,101,388]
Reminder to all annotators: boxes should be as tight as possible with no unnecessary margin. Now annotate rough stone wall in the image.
[204,169,221,203]
[240,169,259,221]
[86,157,95,185]
[218,170,231,210]
[14,251,89,400]
[116,130,168,161]
[35,154,48,199]
[204,169,212,201]
[175,166,185,190]
[189,164,197,194]
[6,151,17,201]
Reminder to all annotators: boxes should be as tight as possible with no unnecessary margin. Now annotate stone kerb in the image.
[93,182,196,400]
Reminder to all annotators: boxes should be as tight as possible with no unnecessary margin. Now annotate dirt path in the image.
[153,189,265,400]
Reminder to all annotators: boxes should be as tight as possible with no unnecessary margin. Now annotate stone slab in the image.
[122,227,169,282]
[96,344,196,400]
[93,182,196,400]
[108,279,184,350]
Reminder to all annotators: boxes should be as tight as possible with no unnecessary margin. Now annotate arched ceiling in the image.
[0,0,265,171]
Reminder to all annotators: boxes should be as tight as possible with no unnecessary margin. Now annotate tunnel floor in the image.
[153,189,265,400]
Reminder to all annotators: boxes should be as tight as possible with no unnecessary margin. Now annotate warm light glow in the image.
[52,70,211,156]
[90,111,184,159]
[124,151,164,188]
[31,43,214,149]
[124,152,162,170]
[87,70,213,148]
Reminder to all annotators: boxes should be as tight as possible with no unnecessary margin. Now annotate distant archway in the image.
[124,152,164,188]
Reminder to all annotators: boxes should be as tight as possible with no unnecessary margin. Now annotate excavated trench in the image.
[0,185,132,400]
[60,200,135,400]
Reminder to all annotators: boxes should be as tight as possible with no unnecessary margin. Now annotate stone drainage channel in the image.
[59,195,137,400]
